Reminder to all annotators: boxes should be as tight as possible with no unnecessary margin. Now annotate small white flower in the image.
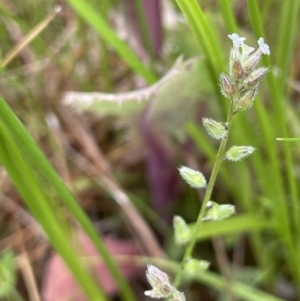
[228,33,246,48]
[257,37,270,55]
[241,43,255,55]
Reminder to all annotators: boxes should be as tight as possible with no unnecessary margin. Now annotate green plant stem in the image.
[173,101,235,287]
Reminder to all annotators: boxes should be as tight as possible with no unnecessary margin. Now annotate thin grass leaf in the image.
[192,270,286,301]
[192,214,273,241]
[0,95,136,301]
[276,1,300,93]
[66,0,157,84]
[174,0,226,115]
[217,0,238,33]
[1,6,61,68]
[247,2,300,287]
[0,120,107,301]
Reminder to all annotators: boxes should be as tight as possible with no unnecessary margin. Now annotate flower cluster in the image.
[145,265,185,301]
[145,33,270,297]
[222,33,270,112]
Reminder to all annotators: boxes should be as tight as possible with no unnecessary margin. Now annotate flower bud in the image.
[144,265,186,301]
[234,87,257,112]
[219,73,235,99]
[173,216,191,245]
[202,201,235,221]
[242,50,262,72]
[202,117,228,140]
[225,145,256,162]
[232,60,244,81]
[244,67,268,86]
[184,258,210,274]
[145,265,172,298]
[178,166,207,189]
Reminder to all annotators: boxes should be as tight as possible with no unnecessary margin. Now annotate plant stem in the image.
[173,100,235,287]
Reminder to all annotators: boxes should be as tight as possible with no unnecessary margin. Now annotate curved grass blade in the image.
[0,95,136,301]
[0,120,107,301]
[66,0,157,84]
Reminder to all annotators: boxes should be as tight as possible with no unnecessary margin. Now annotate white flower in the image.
[228,33,246,48]
[257,37,270,55]
[241,43,255,55]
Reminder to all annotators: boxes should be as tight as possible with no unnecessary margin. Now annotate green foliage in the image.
[1,0,300,300]
[0,251,16,298]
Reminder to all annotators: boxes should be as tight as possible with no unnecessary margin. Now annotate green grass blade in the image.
[174,0,226,114]
[132,0,155,65]
[193,270,286,301]
[276,1,300,93]
[174,0,223,73]
[0,95,137,301]
[247,0,300,288]
[192,214,273,241]
[0,120,107,301]
[66,0,157,84]
[217,0,238,33]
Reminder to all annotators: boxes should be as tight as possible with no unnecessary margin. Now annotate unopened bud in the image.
[219,73,235,99]
[202,117,228,140]
[178,166,207,189]
[232,60,244,81]
[185,258,210,274]
[225,145,255,162]
[234,87,257,112]
[242,49,262,72]
[173,216,191,245]
[145,265,172,298]
[145,265,186,301]
[202,201,235,221]
[244,67,268,86]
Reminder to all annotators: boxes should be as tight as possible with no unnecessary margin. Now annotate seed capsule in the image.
[178,166,207,189]
[220,73,236,99]
[225,145,256,162]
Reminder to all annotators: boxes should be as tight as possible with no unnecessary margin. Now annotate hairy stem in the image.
[173,100,235,287]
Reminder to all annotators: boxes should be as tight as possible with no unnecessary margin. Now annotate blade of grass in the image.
[217,0,238,33]
[1,6,61,68]
[99,0,114,92]
[247,0,300,289]
[276,0,300,93]
[132,0,156,65]
[66,0,157,84]
[192,213,274,241]
[192,270,286,301]
[0,120,107,301]
[0,95,137,301]
[174,0,227,115]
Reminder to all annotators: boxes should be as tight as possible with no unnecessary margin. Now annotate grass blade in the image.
[66,0,157,84]
[0,120,107,301]
[0,95,137,301]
